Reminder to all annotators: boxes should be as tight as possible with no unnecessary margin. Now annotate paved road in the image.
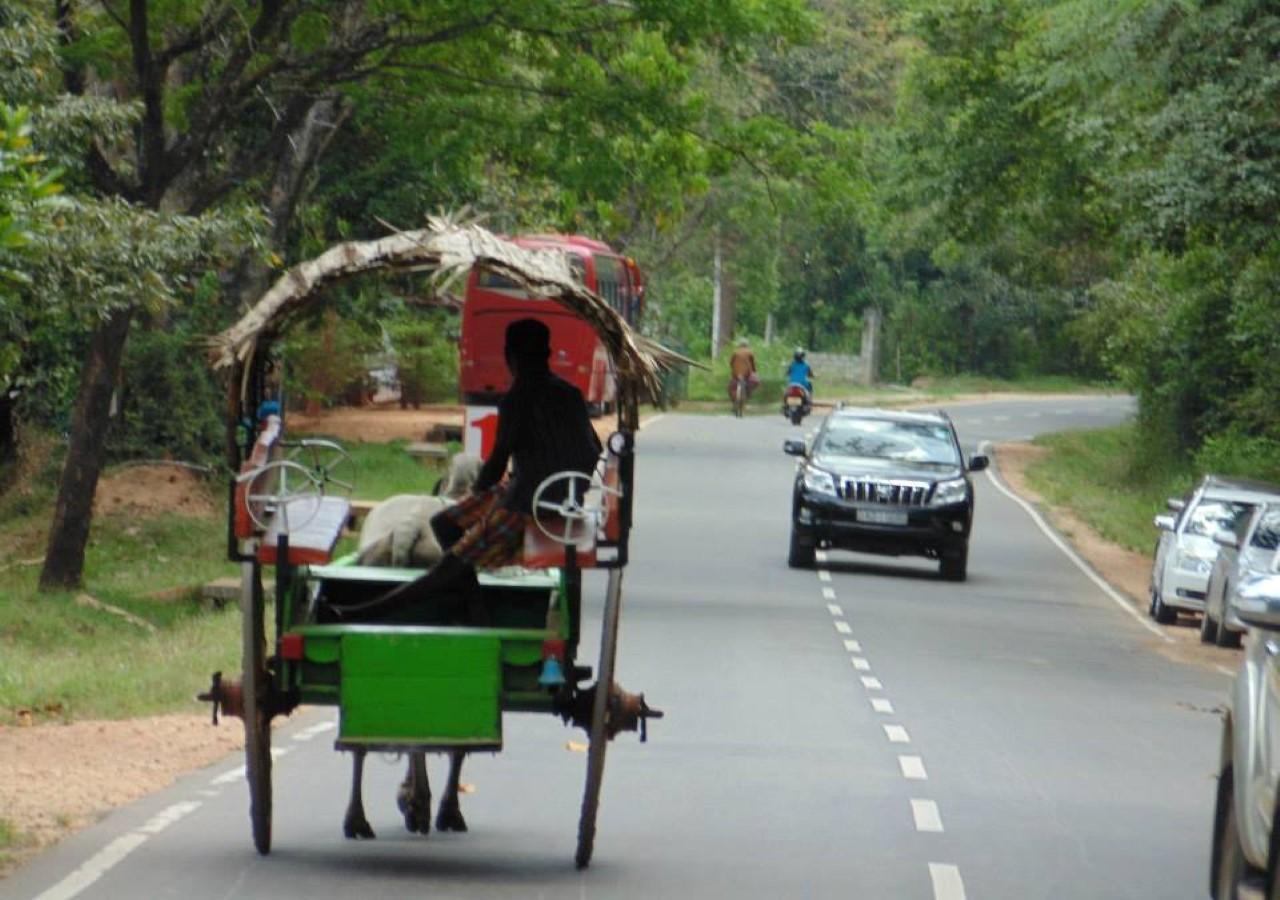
[5,394,1226,900]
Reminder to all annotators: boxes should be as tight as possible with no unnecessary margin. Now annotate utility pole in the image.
[711,230,723,361]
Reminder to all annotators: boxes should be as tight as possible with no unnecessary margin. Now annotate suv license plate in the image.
[857,508,908,526]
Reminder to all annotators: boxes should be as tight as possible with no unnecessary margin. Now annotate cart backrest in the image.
[522,451,623,569]
[234,414,283,539]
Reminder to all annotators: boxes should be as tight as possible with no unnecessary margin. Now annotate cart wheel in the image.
[285,438,357,498]
[241,563,273,855]
[576,569,624,869]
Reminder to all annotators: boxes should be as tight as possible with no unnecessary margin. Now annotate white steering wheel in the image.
[238,459,323,534]
[531,469,622,546]
[285,438,356,497]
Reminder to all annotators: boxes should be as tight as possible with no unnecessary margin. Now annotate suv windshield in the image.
[816,417,959,466]
[1183,499,1254,538]
[1250,508,1280,550]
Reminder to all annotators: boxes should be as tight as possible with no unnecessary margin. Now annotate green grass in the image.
[0,441,445,724]
[1021,424,1196,555]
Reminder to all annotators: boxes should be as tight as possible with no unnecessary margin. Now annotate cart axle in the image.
[196,671,245,724]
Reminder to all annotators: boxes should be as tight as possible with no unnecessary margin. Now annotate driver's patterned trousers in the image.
[434,483,529,569]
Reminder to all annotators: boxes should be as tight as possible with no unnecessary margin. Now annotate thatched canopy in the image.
[209,216,691,404]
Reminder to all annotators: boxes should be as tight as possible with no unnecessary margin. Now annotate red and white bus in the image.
[459,234,644,414]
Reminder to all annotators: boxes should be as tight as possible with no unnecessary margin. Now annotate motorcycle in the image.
[781,382,811,425]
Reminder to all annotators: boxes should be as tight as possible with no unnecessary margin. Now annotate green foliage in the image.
[107,329,225,464]
[386,312,459,406]
[283,309,380,410]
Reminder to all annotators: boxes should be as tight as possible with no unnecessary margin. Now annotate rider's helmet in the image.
[737,337,750,348]
[793,347,806,362]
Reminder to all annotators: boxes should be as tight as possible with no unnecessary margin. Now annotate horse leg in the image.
[434,750,468,833]
[342,749,376,839]
[397,751,431,834]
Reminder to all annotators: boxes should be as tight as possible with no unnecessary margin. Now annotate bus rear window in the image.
[477,270,520,289]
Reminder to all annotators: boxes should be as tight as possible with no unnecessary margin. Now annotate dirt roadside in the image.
[0,417,1234,878]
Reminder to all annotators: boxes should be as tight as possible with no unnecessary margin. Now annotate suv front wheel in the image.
[940,544,968,582]
[788,527,816,569]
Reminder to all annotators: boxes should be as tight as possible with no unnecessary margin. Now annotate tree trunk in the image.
[39,307,135,590]
[0,389,16,479]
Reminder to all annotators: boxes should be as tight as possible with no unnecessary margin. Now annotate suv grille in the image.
[841,479,931,507]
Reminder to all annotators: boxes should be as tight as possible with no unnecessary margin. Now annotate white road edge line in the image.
[911,799,944,833]
[929,863,967,900]
[899,755,928,779]
[34,801,202,900]
[979,439,1172,643]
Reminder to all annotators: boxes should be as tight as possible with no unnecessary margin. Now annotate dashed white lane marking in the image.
[827,603,844,616]
[35,801,202,900]
[929,863,967,900]
[1216,664,1235,677]
[291,720,336,742]
[818,570,832,583]
[1026,411,1041,418]
[899,755,928,780]
[843,639,862,652]
[911,799,944,833]
[992,415,1010,422]
[980,440,1172,643]
[197,789,220,798]
[822,586,837,600]
[815,550,829,563]
[834,620,852,634]
[861,676,883,690]
[871,698,893,714]
[851,657,871,671]
[884,724,911,743]
[639,413,666,429]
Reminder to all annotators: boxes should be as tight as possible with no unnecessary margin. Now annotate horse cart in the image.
[198,221,675,868]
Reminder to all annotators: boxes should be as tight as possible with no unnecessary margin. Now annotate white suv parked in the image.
[1149,477,1279,625]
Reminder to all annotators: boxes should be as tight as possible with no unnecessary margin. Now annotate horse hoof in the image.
[435,803,467,833]
[343,818,376,840]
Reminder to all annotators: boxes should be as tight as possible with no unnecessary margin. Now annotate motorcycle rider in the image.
[786,348,814,397]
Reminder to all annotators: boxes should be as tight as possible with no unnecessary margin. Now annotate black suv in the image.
[783,407,987,580]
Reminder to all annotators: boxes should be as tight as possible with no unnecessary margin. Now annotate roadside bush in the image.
[1194,431,1280,485]
[386,313,458,406]
[107,329,224,464]
[284,310,379,410]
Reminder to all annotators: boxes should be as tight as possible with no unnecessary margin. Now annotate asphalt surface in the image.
[4,394,1229,900]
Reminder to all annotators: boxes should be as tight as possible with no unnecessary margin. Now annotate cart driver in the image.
[360,318,602,620]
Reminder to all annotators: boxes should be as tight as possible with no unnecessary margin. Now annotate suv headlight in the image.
[1174,550,1213,575]
[931,477,967,507]
[802,466,838,496]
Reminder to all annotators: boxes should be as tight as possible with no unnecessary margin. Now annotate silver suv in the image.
[1211,579,1280,896]
[1202,503,1280,649]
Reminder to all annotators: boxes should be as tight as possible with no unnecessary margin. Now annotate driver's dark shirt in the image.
[475,366,603,513]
